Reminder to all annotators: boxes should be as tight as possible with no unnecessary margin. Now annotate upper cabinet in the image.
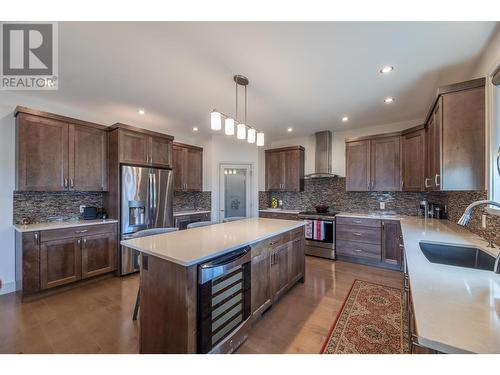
[265,146,305,192]
[344,78,485,192]
[172,142,203,192]
[425,79,485,191]
[15,107,108,192]
[112,123,173,168]
[345,136,401,191]
[402,126,426,191]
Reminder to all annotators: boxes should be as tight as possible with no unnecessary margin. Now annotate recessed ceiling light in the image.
[384,97,395,103]
[342,116,349,122]
[192,127,199,132]
[380,66,394,74]
[138,109,145,115]
[287,127,293,132]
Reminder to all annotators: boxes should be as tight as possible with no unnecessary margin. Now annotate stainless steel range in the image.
[298,211,337,260]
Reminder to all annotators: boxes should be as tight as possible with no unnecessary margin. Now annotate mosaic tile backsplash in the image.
[260,177,499,246]
[14,191,212,224]
[13,191,105,224]
[173,191,211,212]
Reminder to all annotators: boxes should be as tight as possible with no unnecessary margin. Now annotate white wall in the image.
[471,25,500,78]
[269,119,421,177]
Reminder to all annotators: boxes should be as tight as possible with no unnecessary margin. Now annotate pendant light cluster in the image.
[210,75,264,146]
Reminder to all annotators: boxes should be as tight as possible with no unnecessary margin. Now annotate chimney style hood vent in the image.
[305,131,338,179]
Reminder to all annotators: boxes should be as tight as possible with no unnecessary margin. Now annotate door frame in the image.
[218,163,253,222]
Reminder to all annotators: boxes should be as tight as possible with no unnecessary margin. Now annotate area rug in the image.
[321,279,409,354]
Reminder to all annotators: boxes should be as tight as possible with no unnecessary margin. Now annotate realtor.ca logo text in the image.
[0,22,58,90]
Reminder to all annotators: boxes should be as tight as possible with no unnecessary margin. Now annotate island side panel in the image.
[139,253,197,354]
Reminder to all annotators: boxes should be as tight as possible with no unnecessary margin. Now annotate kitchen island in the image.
[121,218,305,354]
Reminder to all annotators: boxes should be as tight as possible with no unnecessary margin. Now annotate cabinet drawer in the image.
[336,216,381,228]
[336,224,381,244]
[41,223,116,242]
[251,232,290,258]
[336,240,381,260]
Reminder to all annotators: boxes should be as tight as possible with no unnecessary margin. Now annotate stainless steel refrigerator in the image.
[120,165,173,275]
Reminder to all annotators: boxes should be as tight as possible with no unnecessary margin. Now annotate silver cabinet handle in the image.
[75,229,88,234]
[83,238,87,244]
[77,239,81,247]
[353,232,362,236]
[34,233,39,245]
[424,177,431,188]
[64,178,68,188]
[353,249,362,252]
[70,178,74,189]
[435,174,440,187]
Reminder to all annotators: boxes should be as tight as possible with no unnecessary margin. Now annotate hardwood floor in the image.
[0,257,402,354]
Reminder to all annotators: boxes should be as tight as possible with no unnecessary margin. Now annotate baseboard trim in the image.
[0,281,16,295]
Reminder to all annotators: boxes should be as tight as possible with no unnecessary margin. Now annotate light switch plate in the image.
[482,214,487,229]
[79,205,86,214]
[380,202,386,210]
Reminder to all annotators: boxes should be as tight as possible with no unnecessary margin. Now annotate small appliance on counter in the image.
[430,203,448,219]
[82,206,98,220]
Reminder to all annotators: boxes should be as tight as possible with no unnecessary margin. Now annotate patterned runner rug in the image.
[321,279,409,354]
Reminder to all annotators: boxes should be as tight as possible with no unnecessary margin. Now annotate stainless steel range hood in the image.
[304,131,337,179]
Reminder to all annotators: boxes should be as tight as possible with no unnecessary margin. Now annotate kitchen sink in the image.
[419,242,496,271]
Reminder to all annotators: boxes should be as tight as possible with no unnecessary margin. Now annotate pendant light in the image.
[247,128,256,143]
[211,110,222,130]
[225,118,235,135]
[256,132,265,147]
[210,75,263,147]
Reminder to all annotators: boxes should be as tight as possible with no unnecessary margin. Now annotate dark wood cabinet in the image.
[69,124,108,191]
[119,130,150,165]
[402,128,426,191]
[259,211,299,220]
[425,79,485,191]
[270,243,289,302]
[115,126,173,168]
[81,232,116,279]
[16,223,117,296]
[336,216,402,270]
[345,140,370,191]
[251,241,272,319]
[174,212,211,230]
[172,142,203,192]
[345,137,400,191]
[381,220,403,267]
[371,136,401,191]
[15,107,108,192]
[265,146,305,192]
[288,237,305,285]
[16,113,69,191]
[40,237,82,290]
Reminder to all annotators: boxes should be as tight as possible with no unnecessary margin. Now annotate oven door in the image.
[303,219,336,259]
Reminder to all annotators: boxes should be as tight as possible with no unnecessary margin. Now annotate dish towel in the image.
[313,220,325,241]
[304,220,313,239]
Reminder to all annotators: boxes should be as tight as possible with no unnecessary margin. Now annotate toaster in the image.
[82,206,98,220]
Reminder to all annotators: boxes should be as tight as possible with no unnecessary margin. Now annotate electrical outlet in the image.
[482,214,487,229]
[380,202,386,210]
[79,205,86,214]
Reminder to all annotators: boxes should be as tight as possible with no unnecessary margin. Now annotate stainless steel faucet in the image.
[457,200,500,226]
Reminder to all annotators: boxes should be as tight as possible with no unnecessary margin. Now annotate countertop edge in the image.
[121,221,305,267]
[13,219,119,233]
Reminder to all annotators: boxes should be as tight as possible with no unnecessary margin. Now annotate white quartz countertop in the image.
[13,219,118,233]
[338,211,500,353]
[259,209,301,214]
[173,210,211,217]
[121,217,305,267]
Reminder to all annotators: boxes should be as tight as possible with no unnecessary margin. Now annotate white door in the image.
[219,164,252,221]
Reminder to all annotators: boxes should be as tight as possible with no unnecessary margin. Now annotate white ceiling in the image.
[9,21,499,141]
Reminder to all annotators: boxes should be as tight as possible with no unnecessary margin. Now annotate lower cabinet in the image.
[81,232,116,279]
[250,228,305,320]
[40,237,82,290]
[270,243,290,302]
[336,216,403,270]
[17,223,118,296]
